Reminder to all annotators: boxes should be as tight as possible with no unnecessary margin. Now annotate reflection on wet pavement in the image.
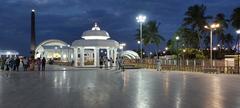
[0,68,240,108]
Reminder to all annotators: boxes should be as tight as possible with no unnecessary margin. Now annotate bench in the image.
[203,68,220,74]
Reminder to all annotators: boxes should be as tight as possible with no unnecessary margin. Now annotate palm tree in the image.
[143,21,165,46]
[231,7,240,51]
[214,13,229,48]
[224,33,234,49]
[183,4,212,48]
[174,27,199,48]
[136,20,165,51]
[231,7,240,29]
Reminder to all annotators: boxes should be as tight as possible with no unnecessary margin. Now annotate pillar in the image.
[74,48,78,67]
[80,48,84,67]
[114,48,118,66]
[96,47,99,67]
[30,10,36,57]
[107,48,110,66]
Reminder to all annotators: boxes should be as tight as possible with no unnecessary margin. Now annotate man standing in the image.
[42,57,46,71]
[15,56,20,71]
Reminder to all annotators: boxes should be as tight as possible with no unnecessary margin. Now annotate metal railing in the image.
[123,59,239,74]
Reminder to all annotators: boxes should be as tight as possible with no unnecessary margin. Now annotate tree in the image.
[179,48,205,59]
[231,7,240,29]
[224,33,234,49]
[136,20,165,52]
[183,4,212,48]
[173,27,199,48]
[230,7,240,51]
[214,13,229,47]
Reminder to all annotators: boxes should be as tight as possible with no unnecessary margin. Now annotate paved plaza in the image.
[0,66,240,108]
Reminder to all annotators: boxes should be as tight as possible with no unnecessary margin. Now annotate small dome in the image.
[82,23,110,40]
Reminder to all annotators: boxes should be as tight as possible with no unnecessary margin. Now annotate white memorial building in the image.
[72,23,119,67]
[35,23,120,67]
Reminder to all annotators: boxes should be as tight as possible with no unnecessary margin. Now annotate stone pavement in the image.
[0,66,240,108]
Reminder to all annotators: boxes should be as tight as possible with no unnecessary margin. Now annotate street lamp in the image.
[119,43,126,52]
[183,49,186,60]
[149,52,152,58]
[236,29,240,74]
[165,47,168,51]
[204,23,220,67]
[176,36,180,68]
[137,40,140,44]
[137,40,141,53]
[67,45,70,62]
[136,15,146,62]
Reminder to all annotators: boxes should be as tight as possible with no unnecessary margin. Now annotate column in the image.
[80,47,84,67]
[114,48,118,66]
[73,48,78,67]
[96,47,99,67]
[107,48,110,66]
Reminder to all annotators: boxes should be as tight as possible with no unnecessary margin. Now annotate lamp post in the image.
[67,45,70,62]
[137,40,140,53]
[136,15,146,62]
[119,43,126,54]
[149,52,152,59]
[183,49,186,60]
[236,30,240,74]
[204,23,220,67]
[176,36,180,68]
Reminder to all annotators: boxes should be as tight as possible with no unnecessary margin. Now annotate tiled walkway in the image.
[0,67,240,108]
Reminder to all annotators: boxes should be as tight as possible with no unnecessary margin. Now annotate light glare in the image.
[236,30,240,34]
[136,15,146,23]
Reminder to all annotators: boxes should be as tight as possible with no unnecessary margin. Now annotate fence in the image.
[124,59,239,74]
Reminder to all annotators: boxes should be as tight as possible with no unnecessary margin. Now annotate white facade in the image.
[0,50,19,58]
[35,39,73,62]
[35,23,120,67]
[71,23,119,67]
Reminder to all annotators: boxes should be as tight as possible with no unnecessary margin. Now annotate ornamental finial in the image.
[92,22,100,30]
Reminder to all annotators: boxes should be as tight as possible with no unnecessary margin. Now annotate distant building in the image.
[35,23,120,67]
[35,39,73,62]
[0,50,19,58]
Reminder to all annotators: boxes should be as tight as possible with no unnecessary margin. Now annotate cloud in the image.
[0,0,239,55]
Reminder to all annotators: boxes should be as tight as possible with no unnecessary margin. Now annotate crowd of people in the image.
[0,56,46,71]
[99,56,124,71]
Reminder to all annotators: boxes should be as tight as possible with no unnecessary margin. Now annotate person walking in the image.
[109,57,113,69]
[104,57,108,69]
[1,58,6,71]
[42,57,46,71]
[36,58,41,71]
[22,57,28,71]
[15,56,20,71]
[5,57,10,71]
[9,58,15,71]
[99,57,103,68]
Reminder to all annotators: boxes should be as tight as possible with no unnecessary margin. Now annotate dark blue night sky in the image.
[0,0,239,55]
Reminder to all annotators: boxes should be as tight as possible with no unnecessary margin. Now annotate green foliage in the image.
[224,33,234,48]
[183,4,212,48]
[231,7,240,29]
[214,13,232,48]
[136,20,165,49]
[179,48,205,59]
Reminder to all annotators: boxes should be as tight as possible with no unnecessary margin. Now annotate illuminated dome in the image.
[82,23,110,40]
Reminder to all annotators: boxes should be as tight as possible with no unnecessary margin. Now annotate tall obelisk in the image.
[30,9,36,57]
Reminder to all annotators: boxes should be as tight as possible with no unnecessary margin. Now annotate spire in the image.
[94,22,97,27]
[92,22,100,30]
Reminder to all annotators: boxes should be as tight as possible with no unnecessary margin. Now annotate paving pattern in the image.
[0,66,240,108]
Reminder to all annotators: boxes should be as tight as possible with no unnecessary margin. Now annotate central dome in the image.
[82,23,110,40]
